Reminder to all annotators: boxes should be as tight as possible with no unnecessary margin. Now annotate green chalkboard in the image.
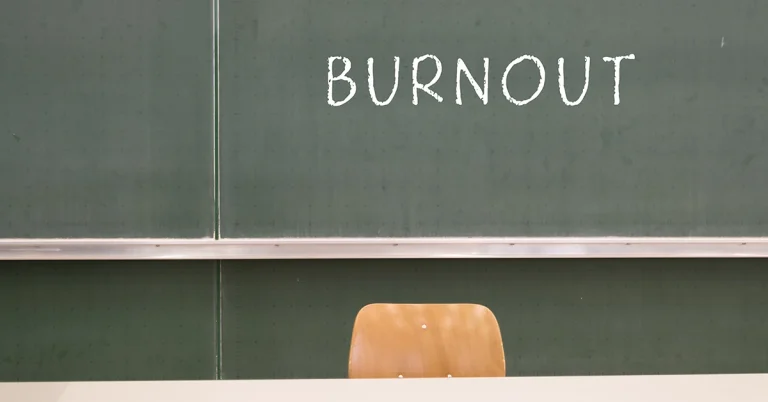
[0,0,214,238]
[0,261,216,382]
[221,258,768,379]
[219,0,768,237]
[3,258,768,381]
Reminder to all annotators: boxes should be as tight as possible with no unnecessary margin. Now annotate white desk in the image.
[2,374,767,402]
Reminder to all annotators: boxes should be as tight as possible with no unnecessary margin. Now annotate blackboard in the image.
[0,260,216,381]
[221,258,768,379]
[0,0,214,238]
[3,258,768,381]
[219,0,768,237]
[3,0,767,240]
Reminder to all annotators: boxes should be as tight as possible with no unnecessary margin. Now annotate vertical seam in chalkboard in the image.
[215,260,223,380]
[213,0,221,241]
[212,0,223,381]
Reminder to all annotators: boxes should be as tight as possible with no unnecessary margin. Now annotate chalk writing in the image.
[327,54,635,107]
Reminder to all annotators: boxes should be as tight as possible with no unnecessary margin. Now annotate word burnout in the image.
[327,54,635,107]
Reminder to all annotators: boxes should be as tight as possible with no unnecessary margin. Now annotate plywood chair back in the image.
[348,303,505,378]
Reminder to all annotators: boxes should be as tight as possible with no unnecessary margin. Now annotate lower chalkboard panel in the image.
[0,261,217,381]
[2,259,768,381]
[221,259,768,379]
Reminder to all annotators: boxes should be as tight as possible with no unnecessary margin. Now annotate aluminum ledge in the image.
[0,237,768,260]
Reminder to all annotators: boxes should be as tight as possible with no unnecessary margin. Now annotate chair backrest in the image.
[348,303,505,378]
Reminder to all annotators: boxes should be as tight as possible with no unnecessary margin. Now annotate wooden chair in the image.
[348,303,505,378]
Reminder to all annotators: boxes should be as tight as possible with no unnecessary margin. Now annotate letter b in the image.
[328,56,357,106]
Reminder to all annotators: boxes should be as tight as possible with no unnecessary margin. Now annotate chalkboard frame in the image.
[0,238,766,259]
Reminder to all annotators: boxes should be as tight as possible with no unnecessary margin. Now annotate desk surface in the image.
[2,374,767,402]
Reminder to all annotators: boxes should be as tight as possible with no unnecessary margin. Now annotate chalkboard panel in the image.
[221,258,768,379]
[0,0,213,238]
[220,1,768,237]
[0,261,216,381]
